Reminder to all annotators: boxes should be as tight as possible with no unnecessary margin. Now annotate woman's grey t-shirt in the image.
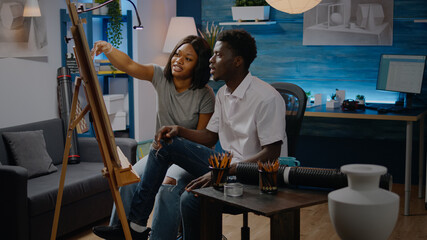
[151,64,215,131]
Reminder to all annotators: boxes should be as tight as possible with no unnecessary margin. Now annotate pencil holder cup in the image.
[210,166,230,191]
[259,170,278,194]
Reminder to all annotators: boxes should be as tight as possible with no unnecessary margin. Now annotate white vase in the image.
[326,100,340,109]
[338,0,351,27]
[328,164,399,240]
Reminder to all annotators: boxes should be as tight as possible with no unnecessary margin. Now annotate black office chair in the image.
[271,82,307,157]
[228,82,308,240]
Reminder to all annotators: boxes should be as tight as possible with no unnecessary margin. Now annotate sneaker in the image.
[92,223,150,240]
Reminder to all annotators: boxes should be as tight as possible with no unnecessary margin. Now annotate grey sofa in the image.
[0,118,137,240]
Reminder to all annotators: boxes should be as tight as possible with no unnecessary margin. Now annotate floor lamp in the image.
[23,0,41,49]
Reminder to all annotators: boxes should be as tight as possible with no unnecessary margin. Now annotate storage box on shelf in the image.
[103,94,127,131]
[103,94,124,114]
[109,111,126,131]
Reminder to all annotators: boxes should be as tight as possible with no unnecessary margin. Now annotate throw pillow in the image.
[2,130,57,178]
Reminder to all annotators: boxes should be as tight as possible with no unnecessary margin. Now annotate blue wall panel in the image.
[177,0,202,28]
[200,0,427,103]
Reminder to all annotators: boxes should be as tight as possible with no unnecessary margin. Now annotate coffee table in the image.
[193,184,328,240]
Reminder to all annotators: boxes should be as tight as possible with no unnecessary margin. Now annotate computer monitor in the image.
[377,54,426,108]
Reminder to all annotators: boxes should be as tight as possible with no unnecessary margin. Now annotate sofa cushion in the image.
[0,119,65,166]
[27,162,110,217]
[2,130,57,178]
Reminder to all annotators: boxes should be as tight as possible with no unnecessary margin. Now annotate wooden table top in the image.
[193,185,328,217]
[304,104,427,121]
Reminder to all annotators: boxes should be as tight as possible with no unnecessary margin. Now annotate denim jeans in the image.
[109,154,192,239]
[128,137,216,240]
[180,190,202,240]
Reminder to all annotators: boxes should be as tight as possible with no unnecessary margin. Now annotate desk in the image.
[193,185,327,240]
[304,104,427,215]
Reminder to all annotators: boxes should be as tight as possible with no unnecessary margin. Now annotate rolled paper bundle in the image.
[236,162,393,190]
[236,162,287,186]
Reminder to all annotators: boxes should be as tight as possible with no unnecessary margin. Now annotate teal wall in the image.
[200,0,427,104]
[177,0,202,29]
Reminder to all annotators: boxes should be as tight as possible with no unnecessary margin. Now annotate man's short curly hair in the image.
[217,29,257,70]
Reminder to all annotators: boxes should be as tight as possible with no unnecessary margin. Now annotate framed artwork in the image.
[0,0,48,58]
[303,0,393,45]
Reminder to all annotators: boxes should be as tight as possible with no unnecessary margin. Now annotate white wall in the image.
[0,0,172,142]
[134,0,176,141]
[0,0,65,128]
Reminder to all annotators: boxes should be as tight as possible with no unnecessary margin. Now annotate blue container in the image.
[278,157,300,166]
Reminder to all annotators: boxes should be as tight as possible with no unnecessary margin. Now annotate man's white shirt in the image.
[206,73,287,163]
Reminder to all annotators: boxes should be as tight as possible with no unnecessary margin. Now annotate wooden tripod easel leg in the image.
[51,77,84,240]
[91,118,133,240]
[51,76,133,240]
[104,169,133,239]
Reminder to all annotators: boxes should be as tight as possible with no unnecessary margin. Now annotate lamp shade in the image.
[23,0,41,17]
[266,0,321,14]
[162,17,197,53]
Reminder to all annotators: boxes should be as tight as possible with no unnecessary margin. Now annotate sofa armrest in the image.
[0,165,29,240]
[78,137,137,165]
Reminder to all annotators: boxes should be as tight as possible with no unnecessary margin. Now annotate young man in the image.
[93,29,287,240]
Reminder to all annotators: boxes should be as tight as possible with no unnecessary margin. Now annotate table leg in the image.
[404,121,413,216]
[241,212,250,240]
[270,209,300,240]
[200,196,223,240]
[419,116,424,199]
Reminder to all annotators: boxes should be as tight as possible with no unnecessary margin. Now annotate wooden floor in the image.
[63,184,427,240]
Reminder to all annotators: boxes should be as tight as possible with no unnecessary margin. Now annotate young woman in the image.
[91,35,215,240]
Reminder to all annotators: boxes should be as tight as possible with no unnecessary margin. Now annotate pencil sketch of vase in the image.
[338,0,351,27]
[303,0,393,46]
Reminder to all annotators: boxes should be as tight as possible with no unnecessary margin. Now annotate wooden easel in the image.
[50,1,139,239]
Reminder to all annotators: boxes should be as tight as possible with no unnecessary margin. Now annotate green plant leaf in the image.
[106,0,123,49]
[198,22,223,54]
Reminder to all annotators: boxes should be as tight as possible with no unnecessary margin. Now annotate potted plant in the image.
[305,91,312,106]
[326,92,340,109]
[94,0,123,49]
[94,0,123,74]
[198,22,223,54]
[232,0,271,22]
[356,94,365,105]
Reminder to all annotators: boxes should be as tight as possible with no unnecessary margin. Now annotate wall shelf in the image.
[97,70,126,75]
[60,9,135,138]
[219,21,276,26]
